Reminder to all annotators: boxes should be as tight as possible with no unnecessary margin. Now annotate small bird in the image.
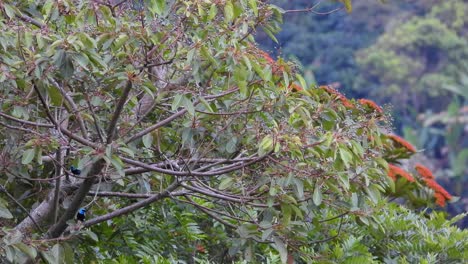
[70,166,81,175]
[76,208,87,222]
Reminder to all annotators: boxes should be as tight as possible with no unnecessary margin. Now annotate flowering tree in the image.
[0,0,466,263]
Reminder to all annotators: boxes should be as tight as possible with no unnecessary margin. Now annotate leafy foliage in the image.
[0,0,466,263]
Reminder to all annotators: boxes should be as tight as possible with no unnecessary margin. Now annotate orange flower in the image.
[415,163,434,179]
[339,97,355,109]
[358,99,383,113]
[320,85,355,109]
[388,164,415,182]
[320,85,340,96]
[434,192,446,207]
[422,177,452,206]
[288,83,303,92]
[260,50,275,65]
[387,135,417,153]
[195,243,206,253]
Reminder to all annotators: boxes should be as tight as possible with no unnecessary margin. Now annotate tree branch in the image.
[0,112,54,127]
[107,80,132,144]
[83,181,180,227]
[124,109,187,144]
[50,78,89,140]
[0,184,45,233]
[87,189,189,198]
[16,13,45,28]
[120,152,269,177]
[46,159,105,238]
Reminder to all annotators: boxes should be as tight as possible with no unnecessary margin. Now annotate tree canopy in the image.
[0,0,466,263]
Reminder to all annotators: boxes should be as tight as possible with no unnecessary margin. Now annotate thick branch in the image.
[47,159,105,238]
[16,13,45,28]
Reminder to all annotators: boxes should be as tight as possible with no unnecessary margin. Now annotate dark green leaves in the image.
[53,50,74,78]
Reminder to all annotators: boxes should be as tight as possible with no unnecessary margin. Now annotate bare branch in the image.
[0,121,44,136]
[0,112,54,128]
[87,189,189,198]
[83,181,180,227]
[16,13,45,28]
[120,152,269,177]
[124,109,187,144]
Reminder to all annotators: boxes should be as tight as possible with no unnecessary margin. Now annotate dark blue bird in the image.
[70,166,81,175]
[76,208,87,222]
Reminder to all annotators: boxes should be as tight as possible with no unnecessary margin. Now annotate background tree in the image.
[0,0,466,263]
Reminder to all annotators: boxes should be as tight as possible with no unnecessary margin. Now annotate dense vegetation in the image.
[0,0,466,263]
[260,0,468,228]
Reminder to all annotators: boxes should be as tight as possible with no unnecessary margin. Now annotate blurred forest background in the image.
[258,0,467,227]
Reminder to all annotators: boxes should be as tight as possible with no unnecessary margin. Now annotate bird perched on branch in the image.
[70,166,81,175]
[76,208,87,222]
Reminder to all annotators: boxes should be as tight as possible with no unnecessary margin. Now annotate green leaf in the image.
[3,4,17,19]
[22,149,35,165]
[296,73,307,91]
[198,96,214,112]
[351,193,359,208]
[171,94,184,111]
[293,179,304,199]
[182,96,195,116]
[110,155,124,176]
[14,243,37,260]
[313,185,322,206]
[366,184,381,204]
[273,236,288,264]
[261,228,274,241]
[226,137,237,153]
[73,53,90,70]
[224,1,234,23]
[119,147,135,158]
[149,0,166,15]
[142,133,153,148]
[219,177,234,190]
[113,34,129,51]
[258,135,274,156]
[338,172,350,190]
[208,4,217,20]
[339,146,353,169]
[48,85,63,106]
[0,206,13,219]
[248,0,258,16]
[84,230,99,242]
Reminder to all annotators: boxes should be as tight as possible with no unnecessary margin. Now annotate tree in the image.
[0,0,466,263]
